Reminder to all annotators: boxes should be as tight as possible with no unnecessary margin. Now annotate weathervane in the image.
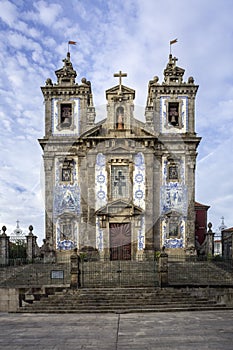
[68,40,77,53]
[169,38,178,55]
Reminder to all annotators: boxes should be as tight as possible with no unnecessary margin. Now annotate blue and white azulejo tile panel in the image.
[95,153,107,210]
[133,152,145,210]
[96,217,104,251]
[137,215,145,250]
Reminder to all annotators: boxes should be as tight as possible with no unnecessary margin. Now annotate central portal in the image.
[110,223,131,260]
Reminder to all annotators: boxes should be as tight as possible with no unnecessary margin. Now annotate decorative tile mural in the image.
[95,153,107,251]
[160,183,187,214]
[95,153,107,210]
[162,218,185,249]
[56,218,78,250]
[54,158,80,250]
[53,184,81,217]
[133,152,145,210]
[161,156,187,248]
[96,217,104,251]
[137,215,145,250]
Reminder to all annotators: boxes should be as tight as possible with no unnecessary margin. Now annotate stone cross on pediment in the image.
[114,70,127,94]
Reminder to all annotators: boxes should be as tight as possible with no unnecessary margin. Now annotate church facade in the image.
[39,52,201,259]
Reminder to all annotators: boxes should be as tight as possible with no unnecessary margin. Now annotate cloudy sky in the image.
[0,0,233,243]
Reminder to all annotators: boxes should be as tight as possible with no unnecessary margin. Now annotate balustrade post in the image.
[26,225,38,262]
[158,251,168,287]
[70,248,80,289]
[0,226,10,265]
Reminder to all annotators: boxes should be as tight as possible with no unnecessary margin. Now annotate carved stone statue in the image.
[116,106,124,129]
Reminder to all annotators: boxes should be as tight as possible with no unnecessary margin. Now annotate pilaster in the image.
[0,226,9,265]
[26,225,38,261]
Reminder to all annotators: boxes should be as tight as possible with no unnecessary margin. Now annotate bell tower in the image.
[145,54,201,254]
[39,52,95,250]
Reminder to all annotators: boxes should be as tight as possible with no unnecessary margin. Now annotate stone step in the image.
[43,293,209,301]
[45,297,206,303]
[18,304,229,314]
[17,286,227,314]
[29,301,217,309]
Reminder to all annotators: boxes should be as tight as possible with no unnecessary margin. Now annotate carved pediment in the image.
[106,84,135,96]
[110,146,129,153]
[96,199,143,217]
[163,209,183,218]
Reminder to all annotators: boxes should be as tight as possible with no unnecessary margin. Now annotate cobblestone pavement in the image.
[0,310,233,350]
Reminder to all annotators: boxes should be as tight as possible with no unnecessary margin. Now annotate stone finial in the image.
[188,76,194,84]
[45,78,53,86]
[149,76,159,86]
[81,77,91,86]
[81,77,87,84]
[28,225,33,236]
[2,226,7,235]
[207,222,213,233]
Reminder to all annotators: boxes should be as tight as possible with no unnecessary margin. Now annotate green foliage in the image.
[79,252,88,261]
[207,253,213,261]
[154,251,161,260]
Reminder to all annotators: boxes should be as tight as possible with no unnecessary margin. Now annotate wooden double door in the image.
[110,223,131,260]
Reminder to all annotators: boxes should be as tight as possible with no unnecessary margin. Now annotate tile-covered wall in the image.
[53,158,80,250]
[133,152,146,210]
[161,156,187,248]
[95,153,108,210]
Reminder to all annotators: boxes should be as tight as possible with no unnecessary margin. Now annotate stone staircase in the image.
[16,287,229,314]
[168,260,233,286]
[3,258,233,313]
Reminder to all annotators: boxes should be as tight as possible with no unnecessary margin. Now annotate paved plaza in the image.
[0,310,233,350]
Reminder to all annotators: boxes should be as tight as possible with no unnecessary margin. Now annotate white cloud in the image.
[196,135,233,227]
[2,118,12,132]
[32,1,62,27]
[0,0,18,26]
